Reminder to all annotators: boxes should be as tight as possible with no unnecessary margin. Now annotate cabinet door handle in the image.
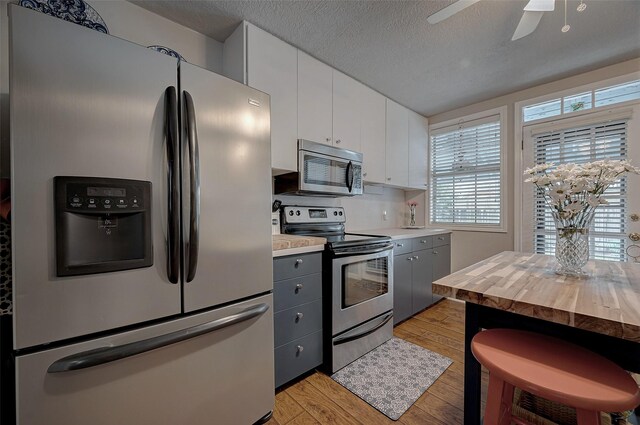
[295,258,303,267]
[363,172,368,177]
[420,239,428,244]
[325,137,331,143]
[387,177,391,181]
[296,345,304,354]
[335,139,341,144]
[414,255,419,260]
[295,283,304,292]
[433,250,439,255]
[437,236,445,241]
[295,312,304,321]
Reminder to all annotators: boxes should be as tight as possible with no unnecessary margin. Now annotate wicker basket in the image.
[512,388,616,425]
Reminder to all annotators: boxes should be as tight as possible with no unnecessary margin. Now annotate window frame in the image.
[514,71,640,251]
[428,106,508,233]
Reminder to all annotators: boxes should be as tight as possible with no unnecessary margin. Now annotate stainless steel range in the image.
[281,206,394,372]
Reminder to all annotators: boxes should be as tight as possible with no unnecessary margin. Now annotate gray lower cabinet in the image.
[392,235,451,325]
[273,252,323,388]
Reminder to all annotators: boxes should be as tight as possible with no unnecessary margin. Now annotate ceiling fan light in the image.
[577,2,587,12]
[561,24,571,32]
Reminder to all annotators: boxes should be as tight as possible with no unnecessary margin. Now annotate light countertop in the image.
[354,227,451,240]
[272,234,326,258]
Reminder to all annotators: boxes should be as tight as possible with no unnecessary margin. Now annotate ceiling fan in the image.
[427,0,556,41]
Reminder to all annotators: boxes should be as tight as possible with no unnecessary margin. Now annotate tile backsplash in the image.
[274,186,426,231]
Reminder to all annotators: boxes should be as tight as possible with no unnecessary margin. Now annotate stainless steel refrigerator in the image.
[8,5,274,424]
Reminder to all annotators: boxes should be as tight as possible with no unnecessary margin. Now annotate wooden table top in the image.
[432,251,640,343]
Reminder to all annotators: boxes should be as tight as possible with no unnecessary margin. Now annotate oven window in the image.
[342,257,389,308]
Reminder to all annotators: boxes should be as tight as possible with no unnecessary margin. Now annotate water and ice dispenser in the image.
[54,176,153,276]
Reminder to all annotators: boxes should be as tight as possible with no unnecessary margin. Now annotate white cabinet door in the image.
[332,70,360,152]
[359,85,386,184]
[408,111,428,189]
[298,51,333,145]
[385,99,409,187]
[246,24,298,172]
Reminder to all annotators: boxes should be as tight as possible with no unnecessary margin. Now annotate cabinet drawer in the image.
[273,252,322,281]
[392,239,412,255]
[274,273,322,313]
[432,233,450,247]
[412,236,432,251]
[274,299,322,347]
[274,331,323,388]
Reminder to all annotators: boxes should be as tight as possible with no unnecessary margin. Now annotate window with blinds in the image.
[531,119,629,261]
[430,116,502,228]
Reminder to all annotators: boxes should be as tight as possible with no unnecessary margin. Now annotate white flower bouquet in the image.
[524,159,639,274]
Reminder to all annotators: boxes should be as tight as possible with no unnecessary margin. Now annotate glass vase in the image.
[551,211,595,276]
[409,205,416,227]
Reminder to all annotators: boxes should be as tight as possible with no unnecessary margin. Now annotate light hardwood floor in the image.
[267,299,486,425]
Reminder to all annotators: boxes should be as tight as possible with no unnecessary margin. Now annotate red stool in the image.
[471,329,640,425]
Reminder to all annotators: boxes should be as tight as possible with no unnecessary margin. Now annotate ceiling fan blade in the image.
[511,10,544,41]
[523,0,555,12]
[427,0,483,24]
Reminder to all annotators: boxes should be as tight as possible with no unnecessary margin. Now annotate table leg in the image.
[464,302,482,425]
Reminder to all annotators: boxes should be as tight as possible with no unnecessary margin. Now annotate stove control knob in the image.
[339,211,343,216]
[296,210,301,216]
[288,210,294,216]
[334,211,338,216]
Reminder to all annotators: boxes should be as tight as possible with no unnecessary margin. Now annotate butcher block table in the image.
[432,251,640,425]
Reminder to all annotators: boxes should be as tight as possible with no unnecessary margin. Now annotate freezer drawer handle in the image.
[183,90,201,282]
[47,303,270,373]
[333,312,393,346]
[165,86,180,284]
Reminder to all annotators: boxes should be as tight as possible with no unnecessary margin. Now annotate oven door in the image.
[331,243,394,335]
[299,150,363,196]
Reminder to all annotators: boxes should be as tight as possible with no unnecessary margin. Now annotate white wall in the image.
[428,58,640,272]
[0,0,224,178]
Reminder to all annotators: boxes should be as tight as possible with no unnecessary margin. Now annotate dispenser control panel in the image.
[63,180,147,212]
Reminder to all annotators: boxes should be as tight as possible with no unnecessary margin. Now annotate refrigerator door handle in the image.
[183,90,200,282]
[165,86,180,284]
[47,303,270,373]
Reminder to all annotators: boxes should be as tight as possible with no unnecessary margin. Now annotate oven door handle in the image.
[333,312,393,346]
[331,243,395,256]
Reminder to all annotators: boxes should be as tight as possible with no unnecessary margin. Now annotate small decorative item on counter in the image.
[524,160,640,276]
[407,201,417,227]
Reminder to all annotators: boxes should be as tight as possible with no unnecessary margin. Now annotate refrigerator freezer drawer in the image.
[16,294,275,425]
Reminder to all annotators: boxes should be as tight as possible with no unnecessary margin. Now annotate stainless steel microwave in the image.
[274,139,363,196]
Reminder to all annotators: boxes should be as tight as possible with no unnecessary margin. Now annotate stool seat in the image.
[472,329,640,413]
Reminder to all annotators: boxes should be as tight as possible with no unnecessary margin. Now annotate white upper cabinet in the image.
[408,111,429,189]
[359,85,386,184]
[385,99,409,187]
[245,24,298,173]
[298,51,333,145]
[332,71,361,152]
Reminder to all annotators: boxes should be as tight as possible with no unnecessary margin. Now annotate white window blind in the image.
[532,119,629,261]
[430,116,502,227]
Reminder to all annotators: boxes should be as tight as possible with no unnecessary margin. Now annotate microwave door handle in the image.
[183,90,200,282]
[346,160,354,193]
[165,86,179,284]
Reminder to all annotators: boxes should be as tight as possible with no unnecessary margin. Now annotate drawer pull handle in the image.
[296,345,304,354]
[295,283,304,292]
[295,312,304,321]
[397,243,404,247]
[407,257,413,261]
[421,239,427,243]
[414,255,419,260]
[295,258,303,267]
[437,236,445,241]
[433,250,438,255]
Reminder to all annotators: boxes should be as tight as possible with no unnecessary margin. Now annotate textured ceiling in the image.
[130,0,640,116]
